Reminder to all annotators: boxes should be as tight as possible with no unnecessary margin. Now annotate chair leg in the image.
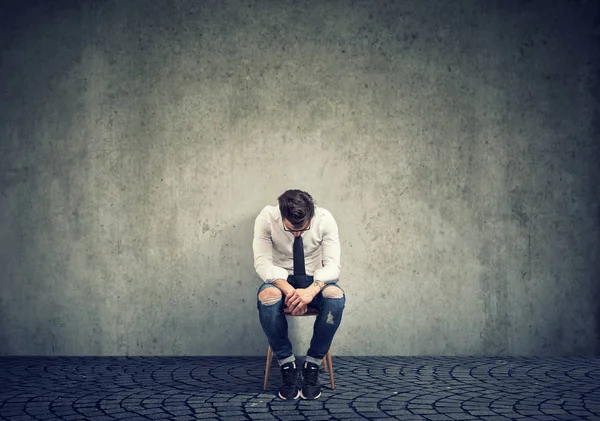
[323,356,328,372]
[264,345,273,391]
[326,351,334,389]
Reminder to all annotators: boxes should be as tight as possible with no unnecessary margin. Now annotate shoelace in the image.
[303,365,319,386]
[282,365,297,386]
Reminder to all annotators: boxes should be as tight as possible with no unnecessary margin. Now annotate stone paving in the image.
[1,356,599,421]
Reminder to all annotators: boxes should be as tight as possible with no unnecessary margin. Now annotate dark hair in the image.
[278,189,315,228]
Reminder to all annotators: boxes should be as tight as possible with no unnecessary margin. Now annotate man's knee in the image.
[322,285,344,299]
[258,287,283,306]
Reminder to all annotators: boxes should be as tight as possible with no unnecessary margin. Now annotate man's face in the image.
[283,219,311,237]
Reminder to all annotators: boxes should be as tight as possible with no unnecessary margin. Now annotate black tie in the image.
[293,235,306,285]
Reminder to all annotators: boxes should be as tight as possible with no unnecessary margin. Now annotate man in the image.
[254,189,345,400]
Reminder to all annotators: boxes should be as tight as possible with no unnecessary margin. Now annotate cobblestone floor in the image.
[1,356,599,420]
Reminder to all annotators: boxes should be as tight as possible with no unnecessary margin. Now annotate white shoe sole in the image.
[278,389,300,400]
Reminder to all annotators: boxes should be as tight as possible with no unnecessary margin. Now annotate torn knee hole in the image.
[322,287,344,299]
[261,297,282,306]
[258,289,282,306]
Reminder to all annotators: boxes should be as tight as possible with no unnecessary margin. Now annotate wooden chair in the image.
[263,307,335,391]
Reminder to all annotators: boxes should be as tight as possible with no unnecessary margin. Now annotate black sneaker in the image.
[278,361,300,400]
[300,361,322,399]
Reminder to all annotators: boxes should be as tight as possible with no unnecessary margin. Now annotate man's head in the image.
[278,189,315,235]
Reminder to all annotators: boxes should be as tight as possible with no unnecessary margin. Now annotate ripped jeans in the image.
[257,275,345,364]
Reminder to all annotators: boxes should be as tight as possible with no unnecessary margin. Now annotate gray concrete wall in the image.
[0,0,598,356]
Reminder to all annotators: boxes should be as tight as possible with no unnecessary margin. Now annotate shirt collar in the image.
[273,206,281,222]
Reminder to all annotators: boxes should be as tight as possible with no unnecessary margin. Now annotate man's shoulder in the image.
[258,205,281,221]
[315,206,334,219]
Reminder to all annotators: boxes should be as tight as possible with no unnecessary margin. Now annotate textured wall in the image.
[0,0,598,356]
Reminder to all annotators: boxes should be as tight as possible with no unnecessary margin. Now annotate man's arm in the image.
[313,210,341,284]
[253,208,290,283]
[307,279,326,296]
[273,279,295,296]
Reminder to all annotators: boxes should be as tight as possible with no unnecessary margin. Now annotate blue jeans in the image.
[257,275,345,362]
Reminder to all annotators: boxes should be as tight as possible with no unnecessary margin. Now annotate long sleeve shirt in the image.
[253,205,341,284]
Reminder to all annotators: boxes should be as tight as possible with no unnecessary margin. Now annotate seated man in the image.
[254,189,345,400]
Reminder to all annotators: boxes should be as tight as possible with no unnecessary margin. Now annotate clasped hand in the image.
[285,288,315,315]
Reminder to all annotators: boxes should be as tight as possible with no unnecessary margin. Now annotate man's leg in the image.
[257,283,300,400]
[301,284,345,400]
[257,284,294,365]
[306,284,345,363]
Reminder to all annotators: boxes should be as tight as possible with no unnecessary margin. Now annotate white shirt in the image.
[253,205,341,284]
